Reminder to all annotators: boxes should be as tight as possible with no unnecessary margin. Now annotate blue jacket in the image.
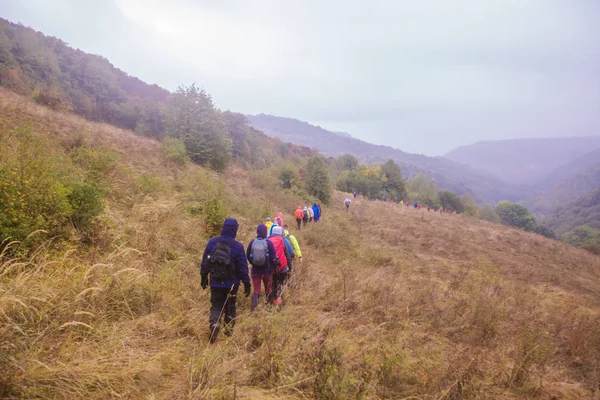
[246,224,277,275]
[312,204,321,220]
[200,218,250,288]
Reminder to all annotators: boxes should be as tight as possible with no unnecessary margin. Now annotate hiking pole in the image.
[209,283,235,343]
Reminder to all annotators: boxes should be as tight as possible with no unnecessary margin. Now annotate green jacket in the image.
[283,230,302,258]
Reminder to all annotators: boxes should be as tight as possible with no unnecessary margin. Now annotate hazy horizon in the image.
[1,0,599,155]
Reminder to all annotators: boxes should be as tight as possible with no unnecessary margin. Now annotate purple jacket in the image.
[246,224,277,275]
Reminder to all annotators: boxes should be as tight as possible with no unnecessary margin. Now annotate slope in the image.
[542,188,600,236]
[534,148,600,193]
[247,114,522,204]
[2,93,600,400]
[529,161,600,217]
[445,137,600,186]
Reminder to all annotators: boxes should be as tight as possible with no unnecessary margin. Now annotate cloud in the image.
[1,0,599,154]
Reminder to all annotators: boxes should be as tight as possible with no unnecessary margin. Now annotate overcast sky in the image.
[2,0,599,155]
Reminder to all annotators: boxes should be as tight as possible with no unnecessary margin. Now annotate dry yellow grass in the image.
[1,89,599,399]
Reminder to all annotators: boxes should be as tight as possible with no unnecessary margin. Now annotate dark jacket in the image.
[246,224,277,275]
[200,218,250,288]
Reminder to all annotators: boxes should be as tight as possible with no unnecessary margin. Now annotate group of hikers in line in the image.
[200,205,322,342]
[347,190,457,214]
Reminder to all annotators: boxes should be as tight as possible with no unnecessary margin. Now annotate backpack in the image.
[275,217,282,226]
[295,209,304,220]
[249,238,268,267]
[207,240,235,282]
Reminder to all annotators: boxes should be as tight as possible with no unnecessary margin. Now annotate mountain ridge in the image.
[247,113,524,204]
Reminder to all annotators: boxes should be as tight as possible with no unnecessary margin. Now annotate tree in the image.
[336,154,358,171]
[495,201,538,232]
[480,204,500,223]
[164,84,231,171]
[306,156,331,204]
[439,191,464,212]
[407,173,438,205]
[279,166,295,189]
[461,195,479,217]
[380,160,407,200]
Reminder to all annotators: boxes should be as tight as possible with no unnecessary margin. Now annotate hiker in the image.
[264,217,273,232]
[268,218,281,236]
[283,224,303,265]
[269,226,292,305]
[312,203,321,222]
[294,206,304,230]
[302,206,309,226]
[427,205,431,212]
[246,224,277,312]
[317,204,322,220]
[344,196,351,210]
[307,205,314,223]
[200,218,251,343]
[353,190,357,199]
[274,212,284,228]
[414,202,418,209]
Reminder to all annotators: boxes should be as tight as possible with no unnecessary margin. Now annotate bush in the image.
[0,125,109,247]
[162,137,189,166]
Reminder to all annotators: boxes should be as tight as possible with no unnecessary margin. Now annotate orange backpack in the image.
[294,208,304,220]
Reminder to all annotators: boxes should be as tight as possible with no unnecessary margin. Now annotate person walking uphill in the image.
[200,218,251,343]
[246,224,277,312]
[302,206,309,226]
[269,226,292,305]
[344,197,351,211]
[294,206,304,230]
[283,224,303,266]
[312,203,321,222]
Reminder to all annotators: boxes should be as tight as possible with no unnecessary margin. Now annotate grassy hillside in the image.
[445,137,600,186]
[247,114,522,204]
[1,93,599,399]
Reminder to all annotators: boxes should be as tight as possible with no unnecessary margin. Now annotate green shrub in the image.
[138,174,162,196]
[162,137,190,166]
[0,125,109,247]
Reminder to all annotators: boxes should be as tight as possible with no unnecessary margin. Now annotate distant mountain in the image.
[529,161,600,217]
[247,114,522,203]
[542,188,600,237]
[445,137,600,186]
[536,148,600,193]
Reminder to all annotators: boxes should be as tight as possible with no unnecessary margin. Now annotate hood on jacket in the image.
[313,203,318,207]
[221,218,239,239]
[271,226,284,237]
[257,224,268,239]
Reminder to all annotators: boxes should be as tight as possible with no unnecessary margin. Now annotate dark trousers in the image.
[210,285,238,334]
[296,218,302,230]
[303,217,308,226]
[272,271,289,301]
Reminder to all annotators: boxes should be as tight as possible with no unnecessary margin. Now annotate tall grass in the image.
[1,89,600,399]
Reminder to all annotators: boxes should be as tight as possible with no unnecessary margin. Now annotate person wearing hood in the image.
[200,218,251,342]
[312,203,321,222]
[294,206,304,230]
[302,206,309,226]
[264,217,273,233]
[307,205,314,223]
[283,224,303,264]
[246,224,277,311]
[269,226,292,305]
[274,212,284,228]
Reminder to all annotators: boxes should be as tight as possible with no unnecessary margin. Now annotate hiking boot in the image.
[209,324,220,343]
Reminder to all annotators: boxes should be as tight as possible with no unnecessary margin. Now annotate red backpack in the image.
[269,235,288,271]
